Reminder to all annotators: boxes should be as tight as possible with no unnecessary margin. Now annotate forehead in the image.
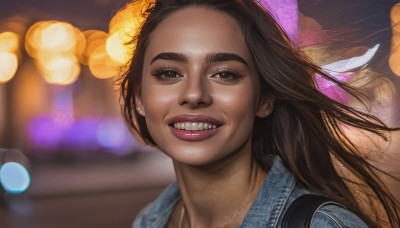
[144,7,252,62]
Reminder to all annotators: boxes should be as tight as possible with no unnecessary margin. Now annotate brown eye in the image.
[211,69,243,83]
[151,67,183,81]
[215,71,235,80]
[163,70,181,79]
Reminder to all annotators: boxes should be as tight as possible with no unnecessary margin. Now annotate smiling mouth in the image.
[172,122,218,131]
[168,116,222,141]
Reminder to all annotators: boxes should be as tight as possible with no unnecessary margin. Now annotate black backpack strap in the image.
[282,194,341,228]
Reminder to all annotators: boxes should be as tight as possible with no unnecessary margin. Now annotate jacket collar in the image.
[240,158,296,227]
[135,158,297,228]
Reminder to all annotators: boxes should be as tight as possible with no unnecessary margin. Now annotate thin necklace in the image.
[178,171,261,228]
[178,203,185,228]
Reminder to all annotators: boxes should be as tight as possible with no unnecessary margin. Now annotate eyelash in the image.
[151,66,182,81]
[150,67,243,83]
[211,69,243,83]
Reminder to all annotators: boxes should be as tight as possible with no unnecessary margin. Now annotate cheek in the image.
[214,83,259,118]
[143,88,175,108]
[139,78,180,142]
[141,77,176,110]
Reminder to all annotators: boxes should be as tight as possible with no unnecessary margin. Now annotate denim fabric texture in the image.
[133,158,368,228]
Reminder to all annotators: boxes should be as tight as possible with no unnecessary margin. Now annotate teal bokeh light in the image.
[0,162,31,194]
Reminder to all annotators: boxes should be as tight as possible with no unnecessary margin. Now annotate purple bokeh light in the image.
[28,116,138,156]
[258,0,299,42]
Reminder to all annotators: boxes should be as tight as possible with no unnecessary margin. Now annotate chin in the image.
[165,147,226,167]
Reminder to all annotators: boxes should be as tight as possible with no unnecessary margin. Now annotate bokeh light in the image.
[40,22,77,53]
[24,20,84,84]
[0,53,18,83]
[38,55,81,85]
[0,32,20,53]
[392,3,400,32]
[88,44,121,79]
[106,0,151,65]
[80,30,108,65]
[20,2,152,83]
[106,31,132,64]
[25,21,46,59]
[96,119,126,148]
[74,29,87,60]
[389,51,400,76]
[390,3,400,76]
[0,31,20,83]
[0,162,31,194]
[1,16,27,36]
[25,21,79,57]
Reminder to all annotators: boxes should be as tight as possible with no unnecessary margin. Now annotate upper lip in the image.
[168,115,224,126]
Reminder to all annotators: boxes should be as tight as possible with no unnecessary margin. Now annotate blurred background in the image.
[0,0,399,227]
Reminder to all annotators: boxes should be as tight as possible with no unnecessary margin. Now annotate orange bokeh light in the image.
[390,4,400,76]
[0,32,20,53]
[88,44,122,79]
[389,49,400,76]
[391,3,400,32]
[106,0,152,65]
[79,30,108,65]
[25,20,86,84]
[25,21,82,59]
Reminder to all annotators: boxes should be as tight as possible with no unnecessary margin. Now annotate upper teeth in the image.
[173,122,217,131]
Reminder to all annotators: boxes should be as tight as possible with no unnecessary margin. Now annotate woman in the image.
[119,0,400,227]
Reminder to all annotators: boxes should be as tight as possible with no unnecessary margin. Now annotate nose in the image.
[178,74,212,109]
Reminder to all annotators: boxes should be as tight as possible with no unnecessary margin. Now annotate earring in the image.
[136,107,142,112]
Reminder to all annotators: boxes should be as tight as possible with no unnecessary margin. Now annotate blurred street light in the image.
[0,149,30,194]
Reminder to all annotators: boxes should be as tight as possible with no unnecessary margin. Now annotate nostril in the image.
[178,80,212,108]
[178,96,212,108]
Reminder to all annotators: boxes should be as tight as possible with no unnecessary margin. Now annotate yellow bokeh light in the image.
[390,4,400,76]
[84,30,109,42]
[40,22,76,52]
[391,3,400,32]
[393,34,400,46]
[25,21,53,58]
[25,21,81,59]
[89,44,122,79]
[106,31,133,64]
[106,1,152,65]
[25,20,84,84]
[0,53,18,83]
[109,1,150,35]
[38,55,81,85]
[0,32,20,53]
[79,30,108,65]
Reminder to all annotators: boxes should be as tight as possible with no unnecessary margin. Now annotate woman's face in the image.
[136,7,273,166]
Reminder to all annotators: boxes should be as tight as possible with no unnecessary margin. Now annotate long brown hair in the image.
[119,0,400,226]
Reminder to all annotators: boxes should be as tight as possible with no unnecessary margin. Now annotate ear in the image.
[135,93,146,117]
[256,93,274,118]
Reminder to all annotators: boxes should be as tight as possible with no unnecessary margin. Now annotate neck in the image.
[173,148,267,227]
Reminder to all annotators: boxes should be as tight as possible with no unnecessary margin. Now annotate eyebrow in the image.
[205,52,248,66]
[150,52,188,64]
[150,52,248,66]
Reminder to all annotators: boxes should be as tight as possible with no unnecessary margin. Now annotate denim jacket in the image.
[133,158,368,228]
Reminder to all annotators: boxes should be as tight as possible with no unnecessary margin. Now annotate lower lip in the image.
[170,127,219,141]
